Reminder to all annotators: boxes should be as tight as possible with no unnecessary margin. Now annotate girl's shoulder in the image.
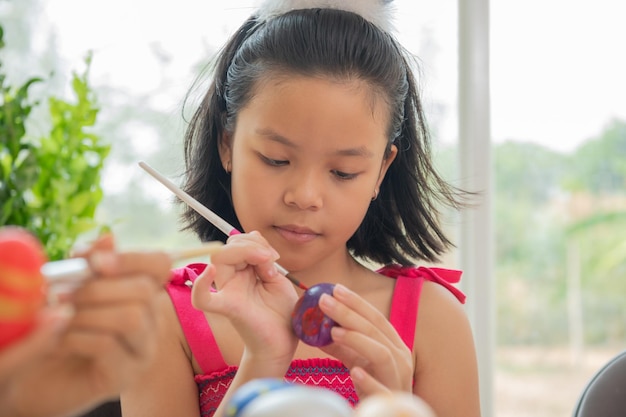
[409,266,474,365]
[410,271,479,413]
[377,264,466,351]
[377,264,465,303]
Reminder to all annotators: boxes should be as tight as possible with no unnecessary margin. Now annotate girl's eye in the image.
[332,170,358,180]
[260,154,288,167]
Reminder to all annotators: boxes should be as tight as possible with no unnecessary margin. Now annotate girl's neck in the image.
[291,251,376,293]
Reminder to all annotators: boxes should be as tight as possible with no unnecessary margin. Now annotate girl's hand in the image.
[318,284,413,398]
[191,231,299,369]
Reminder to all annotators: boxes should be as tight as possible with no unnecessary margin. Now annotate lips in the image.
[274,225,319,243]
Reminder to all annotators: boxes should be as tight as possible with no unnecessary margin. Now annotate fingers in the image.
[209,231,280,287]
[190,253,259,316]
[217,231,279,269]
[70,234,116,257]
[318,285,413,392]
[328,324,400,377]
[327,285,406,350]
[58,323,158,400]
[46,240,169,363]
[70,274,159,306]
[350,367,392,397]
[62,302,156,360]
[62,275,160,359]
[0,308,71,378]
[88,250,173,286]
[46,254,164,400]
[191,263,218,312]
[328,325,384,358]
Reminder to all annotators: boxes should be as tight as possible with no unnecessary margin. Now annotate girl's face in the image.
[220,75,397,273]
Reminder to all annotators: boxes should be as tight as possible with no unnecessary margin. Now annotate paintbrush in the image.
[138,161,308,291]
[42,241,225,303]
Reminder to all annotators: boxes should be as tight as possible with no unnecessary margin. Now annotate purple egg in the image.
[291,283,336,346]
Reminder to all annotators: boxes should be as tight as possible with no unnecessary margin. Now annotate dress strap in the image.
[166,263,228,374]
[381,265,465,351]
[388,274,423,351]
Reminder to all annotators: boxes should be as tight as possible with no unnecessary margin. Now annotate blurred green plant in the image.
[0,25,110,260]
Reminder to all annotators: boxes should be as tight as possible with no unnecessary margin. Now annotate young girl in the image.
[122,1,481,417]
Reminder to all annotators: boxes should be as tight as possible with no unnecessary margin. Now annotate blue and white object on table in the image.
[226,378,352,417]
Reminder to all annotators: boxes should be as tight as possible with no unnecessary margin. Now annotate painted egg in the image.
[0,226,47,350]
[291,282,336,346]
[226,378,352,417]
[354,392,436,417]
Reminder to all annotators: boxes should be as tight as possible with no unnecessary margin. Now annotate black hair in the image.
[181,8,468,265]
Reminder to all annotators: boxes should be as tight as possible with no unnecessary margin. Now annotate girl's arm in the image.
[412,281,481,417]
[191,231,300,416]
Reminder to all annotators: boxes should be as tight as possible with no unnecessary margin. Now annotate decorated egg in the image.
[291,282,336,346]
[0,226,47,350]
[354,392,436,417]
[226,378,352,417]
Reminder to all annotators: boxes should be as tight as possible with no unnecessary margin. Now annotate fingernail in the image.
[69,243,89,257]
[331,326,345,340]
[258,248,279,262]
[334,284,349,297]
[90,251,118,274]
[40,305,74,332]
[267,264,278,277]
[319,293,336,308]
[351,366,365,381]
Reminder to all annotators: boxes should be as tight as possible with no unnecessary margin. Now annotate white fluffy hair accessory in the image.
[256,0,396,33]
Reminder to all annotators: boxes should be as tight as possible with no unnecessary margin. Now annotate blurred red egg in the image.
[0,226,47,350]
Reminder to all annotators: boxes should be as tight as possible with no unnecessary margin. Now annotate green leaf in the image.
[0,33,110,259]
[68,191,93,215]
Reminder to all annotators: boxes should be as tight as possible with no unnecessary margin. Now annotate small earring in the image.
[371,189,379,201]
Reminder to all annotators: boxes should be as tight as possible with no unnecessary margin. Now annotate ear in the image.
[375,143,398,189]
[218,132,233,172]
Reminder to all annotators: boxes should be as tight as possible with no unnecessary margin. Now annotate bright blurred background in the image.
[1,0,625,416]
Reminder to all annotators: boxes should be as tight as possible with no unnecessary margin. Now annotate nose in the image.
[283,169,324,210]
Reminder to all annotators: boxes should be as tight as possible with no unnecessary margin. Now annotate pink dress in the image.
[166,264,465,417]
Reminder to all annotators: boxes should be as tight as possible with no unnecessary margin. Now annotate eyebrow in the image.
[255,128,375,158]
